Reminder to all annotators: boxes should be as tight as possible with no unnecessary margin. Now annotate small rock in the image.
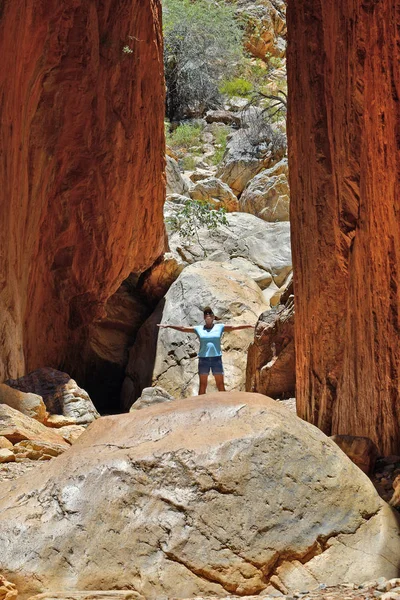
[45,414,79,428]
[130,386,175,411]
[13,439,68,460]
[0,448,15,463]
[0,383,47,422]
[0,436,13,449]
[381,593,400,600]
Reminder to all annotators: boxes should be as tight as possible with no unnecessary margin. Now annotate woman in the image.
[157,306,253,394]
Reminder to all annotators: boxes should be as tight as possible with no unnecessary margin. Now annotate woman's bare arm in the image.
[223,324,254,332]
[157,324,195,333]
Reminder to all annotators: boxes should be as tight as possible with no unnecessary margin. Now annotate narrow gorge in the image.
[0,1,399,600]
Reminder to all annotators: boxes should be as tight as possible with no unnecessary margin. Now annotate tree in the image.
[163,0,242,121]
[166,199,228,256]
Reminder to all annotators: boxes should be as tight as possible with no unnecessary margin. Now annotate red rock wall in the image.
[0,0,166,380]
[287,1,400,454]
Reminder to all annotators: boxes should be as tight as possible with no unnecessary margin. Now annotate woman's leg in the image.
[199,374,209,395]
[214,374,225,391]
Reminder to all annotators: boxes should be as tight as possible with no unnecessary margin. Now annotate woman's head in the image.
[203,306,214,326]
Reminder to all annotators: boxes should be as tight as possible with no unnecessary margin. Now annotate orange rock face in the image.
[287,1,400,454]
[0,0,166,381]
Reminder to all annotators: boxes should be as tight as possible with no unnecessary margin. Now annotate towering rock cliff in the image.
[287,1,400,454]
[0,0,166,381]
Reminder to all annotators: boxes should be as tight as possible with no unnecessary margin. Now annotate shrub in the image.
[166,199,228,255]
[219,77,253,98]
[181,155,198,171]
[163,0,242,121]
[210,125,231,166]
[167,122,204,150]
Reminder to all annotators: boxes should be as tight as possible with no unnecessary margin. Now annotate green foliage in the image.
[219,77,253,98]
[166,199,229,254]
[163,0,242,121]
[166,122,204,150]
[181,155,198,170]
[209,125,230,166]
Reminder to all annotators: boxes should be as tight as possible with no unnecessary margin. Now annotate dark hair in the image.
[203,306,213,315]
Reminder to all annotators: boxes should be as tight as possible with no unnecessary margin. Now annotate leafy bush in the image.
[166,122,204,150]
[166,199,228,255]
[210,125,231,166]
[181,155,198,171]
[219,77,253,98]
[163,0,242,121]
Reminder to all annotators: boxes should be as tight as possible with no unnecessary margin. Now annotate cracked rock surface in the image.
[0,393,399,599]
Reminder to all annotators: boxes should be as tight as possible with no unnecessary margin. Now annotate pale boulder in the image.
[190,178,239,212]
[0,383,47,422]
[0,393,398,600]
[239,171,290,222]
[129,387,175,411]
[166,208,292,300]
[123,261,269,405]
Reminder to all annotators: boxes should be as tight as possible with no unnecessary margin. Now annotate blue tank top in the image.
[194,323,224,357]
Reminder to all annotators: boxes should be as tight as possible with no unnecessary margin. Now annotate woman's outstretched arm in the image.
[157,324,196,333]
[223,324,254,332]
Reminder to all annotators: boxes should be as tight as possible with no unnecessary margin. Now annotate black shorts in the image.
[198,356,224,375]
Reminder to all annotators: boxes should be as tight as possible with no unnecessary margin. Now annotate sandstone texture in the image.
[0,405,69,448]
[246,299,295,398]
[0,0,166,381]
[0,384,47,423]
[6,368,99,425]
[287,1,400,454]
[122,262,268,405]
[0,393,399,600]
[0,575,17,600]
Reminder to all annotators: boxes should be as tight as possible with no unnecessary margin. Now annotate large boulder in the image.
[166,207,292,301]
[122,262,269,406]
[6,368,99,425]
[0,393,399,600]
[190,178,239,212]
[246,299,295,398]
[239,169,290,222]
